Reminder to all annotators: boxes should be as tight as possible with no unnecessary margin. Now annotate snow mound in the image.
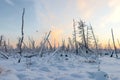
[94,71,108,80]
[0,54,120,80]
[0,66,19,80]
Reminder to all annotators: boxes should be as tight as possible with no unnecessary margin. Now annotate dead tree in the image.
[110,28,118,58]
[78,20,88,53]
[107,39,112,54]
[68,37,74,51]
[53,38,56,51]
[43,31,52,50]
[7,39,11,50]
[3,41,7,52]
[86,26,93,49]
[47,39,52,50]
[90,25,99,57]
[0,35,3,46]
[0,36,9,59]
[18,8,25,63]
[39,31,51,57]
[61,39,65,51]
[28,37,35,49]
[66,44,70,52]
[73,19,78,54]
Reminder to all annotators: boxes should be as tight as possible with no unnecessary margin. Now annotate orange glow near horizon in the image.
[9,32,120,49]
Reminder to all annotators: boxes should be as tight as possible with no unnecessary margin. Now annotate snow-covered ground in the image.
[0,53,120,80]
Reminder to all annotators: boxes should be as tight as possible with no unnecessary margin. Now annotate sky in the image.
[0,0,120,48]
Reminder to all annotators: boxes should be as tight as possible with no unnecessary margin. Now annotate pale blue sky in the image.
[0,0,120,47]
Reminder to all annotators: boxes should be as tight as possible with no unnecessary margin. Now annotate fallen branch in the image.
[0,51,8,59]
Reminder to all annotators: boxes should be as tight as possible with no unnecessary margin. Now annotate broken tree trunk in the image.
[0,51,8,59]
[110,28,118,58]
[47,39,52,50]
[39,31,51,57]
[18,8,25,63]
[90,25,99,57]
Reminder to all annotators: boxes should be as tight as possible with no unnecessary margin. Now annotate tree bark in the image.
[18,8,25,63]
[110,28,118,58]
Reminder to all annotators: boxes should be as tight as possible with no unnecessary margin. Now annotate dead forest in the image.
[0,8,119,63]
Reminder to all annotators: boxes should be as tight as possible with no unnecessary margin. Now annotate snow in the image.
[0,53,120,80]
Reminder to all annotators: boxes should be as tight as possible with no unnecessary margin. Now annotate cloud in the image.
[76,0,95,19]
[5,0,14,6]
[33,0,74,36]
[76,0,109,20]
[34,0,120,46]
[107,0,120,23]
[99,0,120,28]
[34,0,57,29]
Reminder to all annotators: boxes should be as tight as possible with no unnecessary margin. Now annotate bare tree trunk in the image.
[110,28,118,58]
[47,39,52,50]
[78,20,88,53]
[4,41,7,52]
[86,26,89,48]
[90,25,99,57]
[82,24,88,53]
[18,8,25,63]
[0,35,3,46]
[39,31,51,57]
[53,38,56,51]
